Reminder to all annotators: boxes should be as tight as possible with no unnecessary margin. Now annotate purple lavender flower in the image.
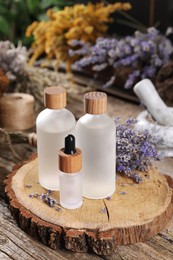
[69,39,84,47]
[106,196,111,201]
[29,190,61,210]
[116,117,160,183]
[28,192,40,198]
[119,191,126,195]
[100,208,107,213]
[40,194,46,200]
[70,27,173,88]
[92,63,108,71]
[130,173,143,183]
[102,75,116,88]
[124,70,140,89]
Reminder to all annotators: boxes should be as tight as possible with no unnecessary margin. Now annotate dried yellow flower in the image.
[26,2,131,70]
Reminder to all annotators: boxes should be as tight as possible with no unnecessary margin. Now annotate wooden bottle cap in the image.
[59,148,82,173]
[44,86,66,109]
[84,91,107,114]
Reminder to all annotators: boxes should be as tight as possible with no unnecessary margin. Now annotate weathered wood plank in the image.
[0,252,12,260]
[0,208,102,259]
[0,199,103,260]
[146,236,173,258]
[115,243,170,260]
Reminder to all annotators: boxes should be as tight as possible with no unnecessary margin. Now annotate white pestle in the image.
[134,78,173,126]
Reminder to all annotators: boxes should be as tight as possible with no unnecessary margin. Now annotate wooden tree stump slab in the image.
[4,154,173,256]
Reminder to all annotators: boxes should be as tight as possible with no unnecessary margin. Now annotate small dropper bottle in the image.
[59,134,82,209]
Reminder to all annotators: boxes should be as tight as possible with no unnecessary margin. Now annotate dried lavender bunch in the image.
[40,190,60,208]
[70,27,173,88]
[0,41,28,81]
[116,117,160,183]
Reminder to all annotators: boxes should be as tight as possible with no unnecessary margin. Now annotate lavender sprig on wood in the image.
[70,27,173,88]
[116,117,160,183]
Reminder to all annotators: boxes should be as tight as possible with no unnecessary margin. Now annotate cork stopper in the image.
[44,86,66,109]
[59,135,82,173]
[84,91,107,114]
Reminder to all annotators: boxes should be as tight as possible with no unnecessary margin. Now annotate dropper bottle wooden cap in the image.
[84,91,107,114]
[59,135,82,173]
[44,86,66,109]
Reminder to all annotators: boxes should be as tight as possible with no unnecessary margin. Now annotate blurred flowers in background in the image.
[0,40,73,112]
[0,1,173,99]
[25,2,131,69]
[70,27,173,89]
[0,41,28,81]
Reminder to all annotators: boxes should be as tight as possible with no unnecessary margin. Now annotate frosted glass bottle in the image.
[76,91,116,199]
[36,86,75,191]
[59,135,82,209]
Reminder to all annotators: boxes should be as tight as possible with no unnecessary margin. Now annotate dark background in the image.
[113,0,173,34]
[75,0,173,35]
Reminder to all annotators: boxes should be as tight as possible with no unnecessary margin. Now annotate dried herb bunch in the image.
[0,40,74,112]
[116,117,160,183]
[26,2,131,69]
[71,27,173,88]
[0,41,28,82]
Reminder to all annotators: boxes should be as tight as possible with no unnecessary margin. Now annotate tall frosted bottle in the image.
[76,91,116,199]
[36,86,75,190]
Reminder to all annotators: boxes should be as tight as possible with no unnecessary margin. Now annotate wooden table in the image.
[1,83,173,260]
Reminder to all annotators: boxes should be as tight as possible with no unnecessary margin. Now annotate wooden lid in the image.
[59,148,82,173]
[84,91,107,114]
[44,86,66,109]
